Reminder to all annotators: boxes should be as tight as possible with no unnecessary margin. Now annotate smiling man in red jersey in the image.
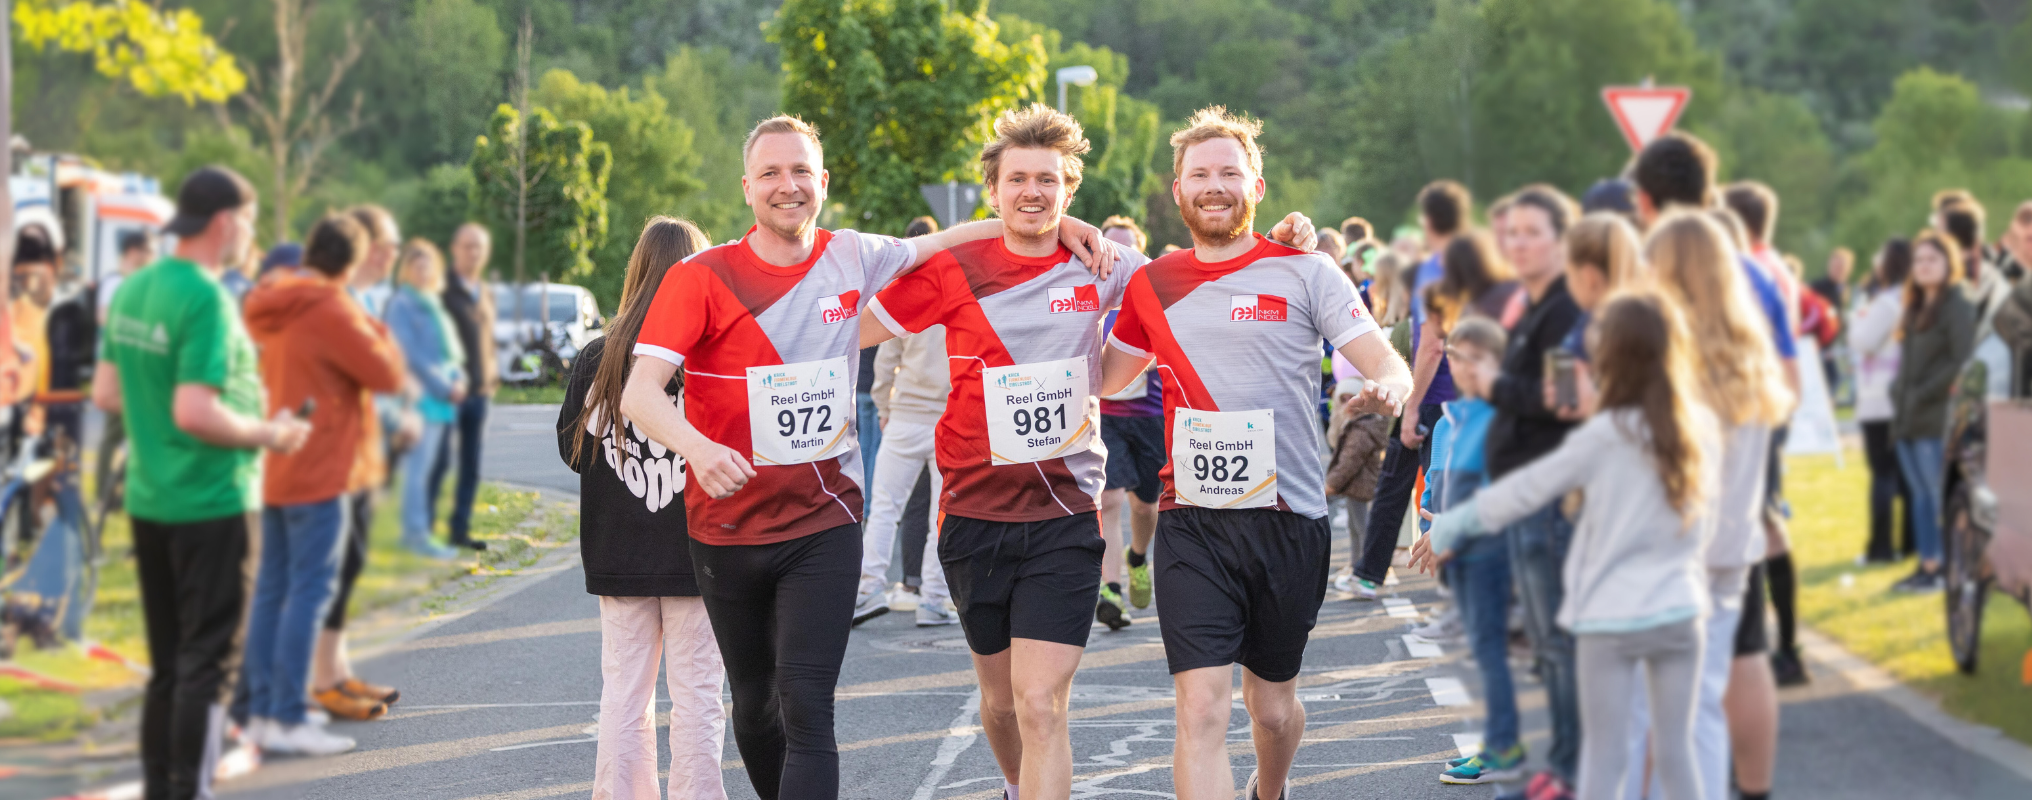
[860,105,1314,800]
[1098,107,1412,800]
[617,115,1118,800]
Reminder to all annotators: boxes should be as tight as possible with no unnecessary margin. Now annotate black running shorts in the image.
[1153,506,1331,683]
[939,512,1106,655]
[1101,414,1165,504]
[1734,562,1770,657]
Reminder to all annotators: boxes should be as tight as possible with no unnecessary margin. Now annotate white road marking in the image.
[1452,732,1484,758]
[912,690,983,800]
[1401,634,1443,658]
[489,737,595,752]
[1425,677,1472,706]
[1383,597,1418,618]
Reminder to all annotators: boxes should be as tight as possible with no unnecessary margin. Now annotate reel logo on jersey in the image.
[1229,294,1288,322]
[819,290,861,325]
[1048,285,1101,314]
[1346,299,1369,321]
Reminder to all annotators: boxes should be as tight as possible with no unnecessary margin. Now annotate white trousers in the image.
[1623,568,1747,800]
[859,417,948,600]
[595,595,727,800]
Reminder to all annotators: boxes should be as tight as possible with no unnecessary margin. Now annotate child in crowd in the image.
[1548,212,1645,417]
[1420,291,1721,800]
[1417,316,1525,785]
[557,216,729,800]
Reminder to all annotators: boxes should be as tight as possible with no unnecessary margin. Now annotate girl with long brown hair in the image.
[1419,289,1719,800]
[554,216,725,799]
[1888,229,1976,591]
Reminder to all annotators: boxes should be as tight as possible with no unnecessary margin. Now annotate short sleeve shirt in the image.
[103,258,264,523]
[634,228,916,545]
[1106,235,1381,519]
[1739,255,1799,360]
[870,239,1150,522]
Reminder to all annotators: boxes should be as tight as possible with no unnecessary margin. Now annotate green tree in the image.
[770,0,1047,233]
[1696,85,1838,268]
[534,68,703,307]
[1833,67,2032,259]
[404,0,508,165]
[994,15,1157,226]
[646,46,783,242]
[404,162,478,256]
[468,104,612,288]
[13,0,247,102]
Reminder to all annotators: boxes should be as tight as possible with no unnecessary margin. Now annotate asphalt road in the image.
[233,404,2032,799]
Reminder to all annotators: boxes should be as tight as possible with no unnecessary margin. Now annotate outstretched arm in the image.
[1336,330,1412,419]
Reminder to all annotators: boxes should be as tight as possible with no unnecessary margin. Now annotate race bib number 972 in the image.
[982,356,1095,465]
[1171,409,1277,508]
[747,356,854,466]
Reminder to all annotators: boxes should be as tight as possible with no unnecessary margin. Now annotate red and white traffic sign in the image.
[1602,85,1691,151]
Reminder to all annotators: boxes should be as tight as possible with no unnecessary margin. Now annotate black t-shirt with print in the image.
[558,336,698,596]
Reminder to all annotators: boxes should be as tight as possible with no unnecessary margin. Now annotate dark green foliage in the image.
[467,104,611,288]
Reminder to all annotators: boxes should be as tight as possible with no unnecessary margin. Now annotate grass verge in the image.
[0,481,576,741]
[494,384,566,405]
[1787,449,2032,746]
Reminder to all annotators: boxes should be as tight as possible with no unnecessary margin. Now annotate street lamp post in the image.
[1056,65,1098,113]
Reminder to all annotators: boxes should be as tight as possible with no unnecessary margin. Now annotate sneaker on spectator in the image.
[1892,569,1944,594]
[1411,607,1461,640]
[1440,743,1525,784]
[1771,647,1810,687]
[1525,771,1574,800]
[887,583,921,612]
[916,598,960,627]
[1346,577,1380,601]
[261,721,357,756]
[852,588,891,626]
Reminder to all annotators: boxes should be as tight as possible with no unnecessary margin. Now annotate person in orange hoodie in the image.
[237,213,407,754]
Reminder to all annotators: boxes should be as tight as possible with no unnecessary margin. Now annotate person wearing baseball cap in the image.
[94,165,317,795]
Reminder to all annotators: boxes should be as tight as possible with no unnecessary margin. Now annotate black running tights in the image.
[690,523,860,800]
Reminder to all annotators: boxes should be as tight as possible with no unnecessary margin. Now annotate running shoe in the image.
[1411,607,1461,640]
[1331,572,1354,594]
[1128,561,1153,609]
[339,677,401,705]
[1242,769,1288,800]
[1771,647,1810,687]
[1525,771,1574,800]
[404,539,459,560]
[1096,585,1132,630]
[1347,577,1380,601]
[887,583,921,612]
[852,589,891,626]
[916,600,960,627]
[261,721,357,756]
[1440,743,1525,784]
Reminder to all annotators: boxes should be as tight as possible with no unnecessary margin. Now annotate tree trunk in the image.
[512,9,531,325]
[3,0,14,270]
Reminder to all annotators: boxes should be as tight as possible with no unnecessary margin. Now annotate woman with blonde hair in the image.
[1623,210,1793,800]
[384,239,466,559]
[1546,213,1646,416]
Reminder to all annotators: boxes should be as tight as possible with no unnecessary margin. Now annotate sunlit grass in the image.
[1786,450,2032,745]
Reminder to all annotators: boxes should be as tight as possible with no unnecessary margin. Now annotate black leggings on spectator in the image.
[1354,404,1439,584]
[691,523,860,800]
[1860,421,1915,560]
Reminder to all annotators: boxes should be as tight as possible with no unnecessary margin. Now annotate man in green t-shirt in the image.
[93,166,310,800]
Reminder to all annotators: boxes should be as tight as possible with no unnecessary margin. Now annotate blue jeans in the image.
[857,392,882,511]
[1506,501,1579,780]
[13,474,92,642]
[1446,531,1518,750]
[242,499,349,724]
[403,421,450,548]
[427,394,490,543]
[1893,437,1945,564]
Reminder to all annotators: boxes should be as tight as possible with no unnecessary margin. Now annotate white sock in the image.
[1003,780,1019,800]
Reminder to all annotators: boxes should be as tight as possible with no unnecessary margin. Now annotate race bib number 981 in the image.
[747,356,854,466]
[982,356,1095,465]
[1171,409,1277,508]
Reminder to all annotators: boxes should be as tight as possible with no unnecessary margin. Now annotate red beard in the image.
[1180,191,1256,247]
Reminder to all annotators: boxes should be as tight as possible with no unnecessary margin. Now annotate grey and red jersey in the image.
[634,227,916,545]
[870,238,1150,522]
[1107,234,1380,519]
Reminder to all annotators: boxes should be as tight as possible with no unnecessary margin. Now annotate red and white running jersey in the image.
[1107,234,1380,519]
[634,227,916,545]
[869,238,1150,522]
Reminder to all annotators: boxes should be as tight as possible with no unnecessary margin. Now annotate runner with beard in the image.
[860,105,1315,800]
[1099,107,1413,800]
[618,115,1118,800]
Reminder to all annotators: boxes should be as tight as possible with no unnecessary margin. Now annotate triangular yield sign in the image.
[1602,86,1691,151]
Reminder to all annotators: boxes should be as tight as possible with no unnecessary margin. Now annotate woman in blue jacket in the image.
[384,240,467,559]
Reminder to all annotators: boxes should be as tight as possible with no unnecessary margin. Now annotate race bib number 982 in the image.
[747,356,854,466]
[982,356,1095,465]
[1171,409,1277,508]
